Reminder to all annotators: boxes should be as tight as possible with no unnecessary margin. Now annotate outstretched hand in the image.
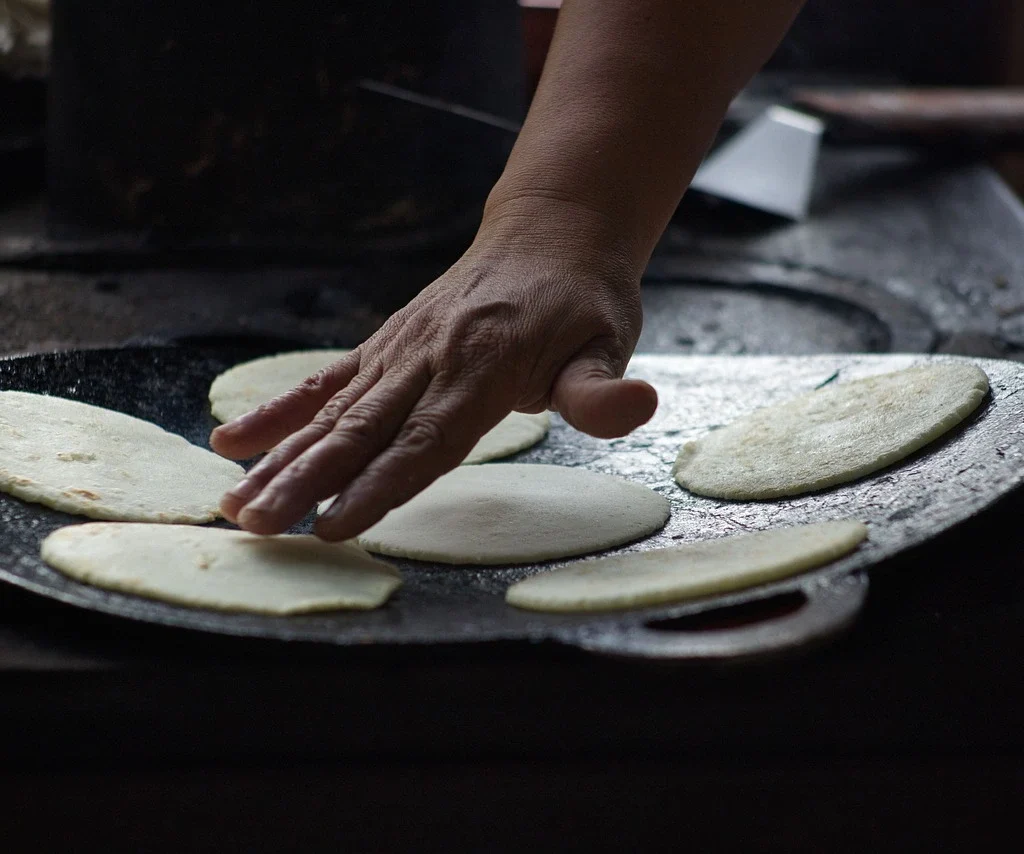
[209,0,810,542]
[211,222,657,541]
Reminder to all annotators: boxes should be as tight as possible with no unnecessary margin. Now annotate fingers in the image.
[315,384,508,541]
[219,365,383,523]
[227,368,431,534]
[210,351,362,460]
[550,349,657,439]
[514,401,549,415]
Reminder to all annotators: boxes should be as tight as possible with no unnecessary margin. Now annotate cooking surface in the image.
[0,346,1021,661]
[1,142,1023,663]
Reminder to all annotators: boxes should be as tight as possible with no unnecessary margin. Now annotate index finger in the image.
[315,379,512,541]
[210,350,362,459]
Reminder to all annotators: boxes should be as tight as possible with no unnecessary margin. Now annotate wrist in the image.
[474,188,644,286]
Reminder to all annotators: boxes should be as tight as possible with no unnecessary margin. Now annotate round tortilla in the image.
[41,523,401,614]
[673,363,989,500]
[460,411,550,464]
[208,349,353,424]
[343,463,671,565]
[506,520,867,613]
[0,391,244,522]
[209,350,550,463]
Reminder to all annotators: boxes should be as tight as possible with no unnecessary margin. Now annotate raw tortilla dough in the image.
[506,520,867,613]
[208,349,353,423]
[41,523,401,614]
[459,411,550,464]
[209,350,550,463]
[674,363,989,500]
[0,391,244,522]
[339,463,671,565]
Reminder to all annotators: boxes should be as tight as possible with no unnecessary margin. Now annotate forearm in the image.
[481,0,806,271]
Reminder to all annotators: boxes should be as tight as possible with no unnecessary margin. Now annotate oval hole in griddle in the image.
[645,590,806,633]
[638,283,891,355]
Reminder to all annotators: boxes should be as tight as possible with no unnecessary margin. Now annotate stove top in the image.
[4,54,1024,847]
[2,75,1024,810]
[2,155,1022,369]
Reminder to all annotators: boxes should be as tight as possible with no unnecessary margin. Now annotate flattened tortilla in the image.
[0,391,243,522]
[42,523,401,614]
[343,463,671,565]
[674,363,988,500]
[506,521,867,613]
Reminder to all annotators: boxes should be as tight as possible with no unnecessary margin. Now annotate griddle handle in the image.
[562,573,869,662]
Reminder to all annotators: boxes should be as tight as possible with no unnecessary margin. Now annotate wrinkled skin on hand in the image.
[208,0,809,541]
[211,236,658,541]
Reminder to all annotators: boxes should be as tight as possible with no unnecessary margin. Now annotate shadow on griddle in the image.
[645,590,806,634]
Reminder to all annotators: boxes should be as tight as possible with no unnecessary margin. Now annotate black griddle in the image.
[1,345,1022,662]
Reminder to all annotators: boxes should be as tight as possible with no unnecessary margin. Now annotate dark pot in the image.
[46,0,525,257]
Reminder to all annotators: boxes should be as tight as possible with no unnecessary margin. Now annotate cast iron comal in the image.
[1,346,1022,661]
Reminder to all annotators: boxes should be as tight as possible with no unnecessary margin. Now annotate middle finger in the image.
[235,366,432,534]
[220,364,383,522]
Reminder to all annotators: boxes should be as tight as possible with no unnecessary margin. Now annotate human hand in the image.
[210,201,658,541]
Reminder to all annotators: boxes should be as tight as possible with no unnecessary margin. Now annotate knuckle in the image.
[308,399,349,433]
[437,308,518,379]
[301,351,362,394]
[375,307,444,354]
[246,441,299,481]
[398,414,450,455]
[307,372,381,430]
[273,424,326,460]
[332,407,389,454]
[261,386,324,420]
[276,457,323,488]
[461,299,520,341]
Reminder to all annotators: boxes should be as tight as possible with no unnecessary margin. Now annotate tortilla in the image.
[0,391,244,522]
[460,411,550,464]
[208,349,353,424]
[674,363,988,500]
[341,463,671,565]
[209,350,551,463]
[41,523,401,614]
[506,520,867,613]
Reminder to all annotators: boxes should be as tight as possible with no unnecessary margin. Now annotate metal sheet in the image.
[1,346,1022,661]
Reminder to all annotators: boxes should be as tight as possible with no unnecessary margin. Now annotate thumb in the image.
[550,349,657,439]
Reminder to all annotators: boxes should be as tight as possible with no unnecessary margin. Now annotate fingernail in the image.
[240,490,280,516]
[237,503,278,532]
[316,487,378,540]
[220,503,239,524]
[319,494,348,521]
[227,477,261,504]
[217,410,259,434]
[314,494,353,536]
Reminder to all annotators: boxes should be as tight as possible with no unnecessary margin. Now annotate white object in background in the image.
[0,0,50,78]
[690,106,825,221]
